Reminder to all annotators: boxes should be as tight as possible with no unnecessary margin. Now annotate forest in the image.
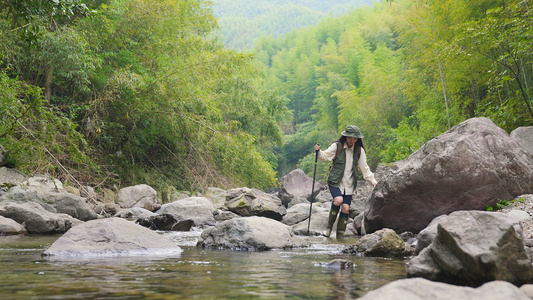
[257,0,533,178]
[1,0,532,195]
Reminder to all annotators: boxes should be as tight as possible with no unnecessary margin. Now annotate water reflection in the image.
[0,232,407,299]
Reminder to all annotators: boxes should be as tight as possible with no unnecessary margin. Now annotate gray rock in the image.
[22,175,65,194]
[136,214,194,231]
[407,210,533,286]
[226,187,286,221]
[41,192,98,221]
[114,207,157,219]
[0,167,26,187]
[117,184,161,211]
[0,201,72,234]
[520,284,533,298]
[324,259,354,270]
[0,186,57,212]
[170,191,192,202]
[291,210,329,236]
[508,209,530,222]
[344,228,405,257]
[365,117,533,234]
[0,215,27,235]
[204,187,227,209]
[358,278,531,300]
[197,216,306,251]
[415,215,447,254]
[278,169,321,207]
[80,185,97,200]
[156,197,216,227]
[314,189,333,203]
[42,218,182,257]
[511,126,533,156]
[212,209,240,222]
[281,202,327,226]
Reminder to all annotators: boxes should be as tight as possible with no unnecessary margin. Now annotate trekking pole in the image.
[307,147,319,235]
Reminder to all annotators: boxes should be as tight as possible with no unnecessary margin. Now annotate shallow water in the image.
[0,231,407,299]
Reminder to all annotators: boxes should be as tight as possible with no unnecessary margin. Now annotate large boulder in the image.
[156,197,216,227]
[358,278,531,300]
[0,186,57,212]
[0,201,72,233]
[42,218,182,257]
[511,126,533,156]
[407,211,533,287]
[278,169,321,207]
[365,117,533,234]
[116,184,161,211]
[226,187,286,221]
[41,192,98,221]
[197,216,306,251]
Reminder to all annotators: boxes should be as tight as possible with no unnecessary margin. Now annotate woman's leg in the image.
[336,195,352,239]
[324,187,343,237]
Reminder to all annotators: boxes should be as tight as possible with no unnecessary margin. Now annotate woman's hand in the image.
[314,144,321,151]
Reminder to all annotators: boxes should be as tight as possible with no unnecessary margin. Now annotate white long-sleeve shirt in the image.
[317,142,377,195]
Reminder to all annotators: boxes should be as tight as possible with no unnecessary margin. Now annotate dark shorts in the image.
[328,185,353,206]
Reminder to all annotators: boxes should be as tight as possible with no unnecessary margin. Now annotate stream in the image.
[0,231,407,299]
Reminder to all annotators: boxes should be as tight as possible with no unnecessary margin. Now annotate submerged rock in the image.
[324,259,355,270]
[42,218,182,257]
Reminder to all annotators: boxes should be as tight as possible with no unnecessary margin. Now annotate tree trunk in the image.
[44,66,53,101]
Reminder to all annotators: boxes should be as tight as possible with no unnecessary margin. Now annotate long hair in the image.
[336,136,365,150]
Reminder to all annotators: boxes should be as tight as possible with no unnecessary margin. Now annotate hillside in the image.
[211,0,374,50]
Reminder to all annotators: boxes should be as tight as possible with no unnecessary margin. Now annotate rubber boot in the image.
[336,213,349,239]
[323,204,340,237]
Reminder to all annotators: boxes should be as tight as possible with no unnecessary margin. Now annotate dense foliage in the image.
[254,0,533,179]
[0,0,287,192]
[2,0,532,194]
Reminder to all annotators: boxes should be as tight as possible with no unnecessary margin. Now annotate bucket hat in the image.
[341,125,364,138]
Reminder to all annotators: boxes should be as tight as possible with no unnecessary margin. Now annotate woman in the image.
[314,125,377,239]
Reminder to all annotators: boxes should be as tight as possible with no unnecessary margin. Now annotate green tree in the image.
[452,0,533,128]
